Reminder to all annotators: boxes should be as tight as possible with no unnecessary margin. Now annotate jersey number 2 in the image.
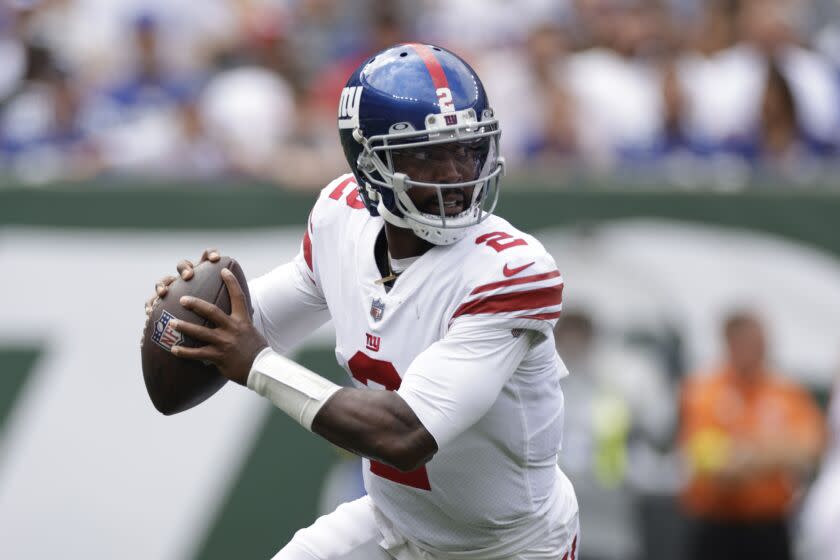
[476,231,527,252]
[347,352,432,491]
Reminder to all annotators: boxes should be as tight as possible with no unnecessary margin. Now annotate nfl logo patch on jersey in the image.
[370,298,385,322]
[152,310,184,352]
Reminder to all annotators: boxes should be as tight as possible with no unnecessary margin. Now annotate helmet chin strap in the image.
[377,198,470,246]
[377,199,411,229]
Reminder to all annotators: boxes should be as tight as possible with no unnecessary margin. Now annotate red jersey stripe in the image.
[452,284,563,319]
[470,270,562,296]
[408,43,450,92]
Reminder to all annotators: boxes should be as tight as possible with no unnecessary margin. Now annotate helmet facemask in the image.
[354,108,504,246]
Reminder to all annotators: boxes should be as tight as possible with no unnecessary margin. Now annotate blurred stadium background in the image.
[1,0,840,559]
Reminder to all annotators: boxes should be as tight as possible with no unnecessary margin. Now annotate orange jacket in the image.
[679,365,824,520]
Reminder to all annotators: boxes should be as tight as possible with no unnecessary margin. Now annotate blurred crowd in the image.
[2,0,840,189]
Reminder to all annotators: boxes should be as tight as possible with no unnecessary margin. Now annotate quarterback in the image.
[149,44,579,559]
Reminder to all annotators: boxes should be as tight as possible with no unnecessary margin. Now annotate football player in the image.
[148,43,579,559]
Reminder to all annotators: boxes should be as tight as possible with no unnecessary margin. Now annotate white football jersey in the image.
[251,174,577,558]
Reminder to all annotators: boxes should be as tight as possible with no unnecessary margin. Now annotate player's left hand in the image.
[168,268,268,386]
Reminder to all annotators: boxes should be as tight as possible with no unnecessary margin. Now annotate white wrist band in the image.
[247,347,342,431]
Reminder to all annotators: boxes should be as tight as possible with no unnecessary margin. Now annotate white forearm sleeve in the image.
[247,348,341,431]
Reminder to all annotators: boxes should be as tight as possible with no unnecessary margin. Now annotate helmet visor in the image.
[390,138,490,184]
[360,114,503,230]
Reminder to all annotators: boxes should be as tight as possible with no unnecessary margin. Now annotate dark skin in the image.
[146,148,474,472]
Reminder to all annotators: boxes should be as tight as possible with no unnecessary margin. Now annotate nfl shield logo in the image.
[370,298,385,322]
[152,310,184,352]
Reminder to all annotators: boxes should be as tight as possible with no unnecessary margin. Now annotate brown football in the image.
[141,257,252,415]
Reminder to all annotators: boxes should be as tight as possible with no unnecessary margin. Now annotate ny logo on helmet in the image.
[338,86,362,129]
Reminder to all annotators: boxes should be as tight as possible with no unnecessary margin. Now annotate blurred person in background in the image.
[523,82,579,166]
[149,91,230,180]
[199,5,296,180]
[286,0,369,85]
[0,6,27,103]
[798,369,840,560]
[676,0,768,154]
[737,0,840,153]
[658,51,689,155]
[678,310,825,560]
[416,0,570,52]
[478,23,578,168]
[814,0,840,66]
[83,12,206,176]
[563,0,671,169]
[556,311,674,560]
[0,40,100,183]
[747,62,836,180]
[307,2,407,113]
[284,3,409,189]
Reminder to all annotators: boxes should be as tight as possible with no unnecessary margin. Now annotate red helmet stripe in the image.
[408,43,450,92]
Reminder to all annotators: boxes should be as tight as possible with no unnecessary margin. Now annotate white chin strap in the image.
[376,199,470,246]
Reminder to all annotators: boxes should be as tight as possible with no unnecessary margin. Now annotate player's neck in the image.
[383,222,434,259]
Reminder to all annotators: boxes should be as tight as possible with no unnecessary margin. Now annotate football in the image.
[141,257,252,415]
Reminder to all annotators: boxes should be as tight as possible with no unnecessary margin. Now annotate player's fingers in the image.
[168,319,220,345]
[200,248,220,263]
[170,344,221,363]
[176,259,195,280]
[155,275,177,297]
[221,268,249,318]
[144,295,158,317]
[179,296,229,326]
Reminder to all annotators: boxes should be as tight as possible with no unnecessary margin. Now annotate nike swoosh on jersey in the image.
[502,261,535,277]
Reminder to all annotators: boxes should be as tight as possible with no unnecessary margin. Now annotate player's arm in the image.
[171,271,535,472]
[245,348,438,472]
[311,383,438,472]
[252,321,536,471]
[259,319,537,471]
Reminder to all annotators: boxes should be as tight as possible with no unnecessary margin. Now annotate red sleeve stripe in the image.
[470,270,561,296]
[516,311,562,321]
[302,228,313,272]
[452,284,563,319]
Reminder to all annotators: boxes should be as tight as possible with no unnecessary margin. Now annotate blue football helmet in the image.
[338,43,504,246]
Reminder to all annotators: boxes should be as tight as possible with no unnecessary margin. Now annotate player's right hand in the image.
[144,248,221,318]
